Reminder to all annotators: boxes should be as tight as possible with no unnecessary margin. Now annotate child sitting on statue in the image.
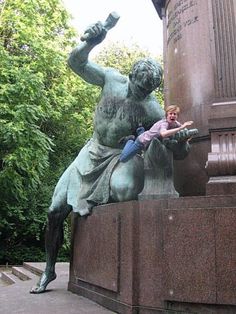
[119,105,196,162]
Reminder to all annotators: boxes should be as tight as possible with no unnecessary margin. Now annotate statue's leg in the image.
[30,202,72,294]
[110,155,144,201]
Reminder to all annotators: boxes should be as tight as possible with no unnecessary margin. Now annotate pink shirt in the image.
[138,118,181,146]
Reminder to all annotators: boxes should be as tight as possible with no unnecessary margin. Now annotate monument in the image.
[31,8,196,295]
[68,1,236,313]
[153,0,236,196]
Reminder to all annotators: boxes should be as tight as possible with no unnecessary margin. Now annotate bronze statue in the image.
[30,13,195,293]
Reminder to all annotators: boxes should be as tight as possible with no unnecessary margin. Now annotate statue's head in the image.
[129,58,163,100]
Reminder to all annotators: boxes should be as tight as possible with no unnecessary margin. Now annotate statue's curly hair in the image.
[130,58,163,91]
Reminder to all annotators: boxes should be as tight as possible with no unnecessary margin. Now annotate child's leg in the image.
[120,139,143,162]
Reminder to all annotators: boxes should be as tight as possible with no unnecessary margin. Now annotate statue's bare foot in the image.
[30,271,56,294]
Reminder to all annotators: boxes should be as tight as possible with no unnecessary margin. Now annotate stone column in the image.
[152,0,236,196]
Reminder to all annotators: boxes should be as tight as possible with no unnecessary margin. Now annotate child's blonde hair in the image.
[165,105,180,117]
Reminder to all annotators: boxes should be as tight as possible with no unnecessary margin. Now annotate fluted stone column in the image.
[152,0,236,196]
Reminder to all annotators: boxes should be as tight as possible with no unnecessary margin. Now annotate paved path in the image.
[0,263,115,314]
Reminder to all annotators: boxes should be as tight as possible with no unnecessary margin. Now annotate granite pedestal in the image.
[68,196,236,313]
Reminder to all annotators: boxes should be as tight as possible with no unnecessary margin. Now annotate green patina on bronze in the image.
[30,12,192,294]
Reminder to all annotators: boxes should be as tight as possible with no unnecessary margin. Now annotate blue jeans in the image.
[120,139,144,162]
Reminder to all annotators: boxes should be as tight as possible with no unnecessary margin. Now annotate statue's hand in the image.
[118,135,135,145]
[172,128,198,142]
[163,128,198,160]
[81,12,119,45]
[162,138,179,150]
[81,21,107,45]
[163,136,191,160]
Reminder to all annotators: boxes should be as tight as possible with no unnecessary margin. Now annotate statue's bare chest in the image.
[95,97,153,130]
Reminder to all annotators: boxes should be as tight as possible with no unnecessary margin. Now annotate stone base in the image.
[206,176,236,195]
[68,195,236,313]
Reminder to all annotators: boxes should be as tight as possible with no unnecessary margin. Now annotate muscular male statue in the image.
[30,18,189,293]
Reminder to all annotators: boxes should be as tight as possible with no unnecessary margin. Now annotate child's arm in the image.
[160,121,193,138]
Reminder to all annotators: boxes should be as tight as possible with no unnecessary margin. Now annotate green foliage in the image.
[0,1,164,265]
[95,42,150,75]
[0,245,45,265]
[0,0,95,264]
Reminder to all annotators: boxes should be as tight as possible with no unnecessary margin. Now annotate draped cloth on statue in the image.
[50,138,121,216]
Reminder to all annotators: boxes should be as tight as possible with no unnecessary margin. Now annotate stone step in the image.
[23,262,69,277]
[0,270,22,285]
[0,277,9,287]
[23,262,45,276]
[0,265,40,287]
[0,267,11,286]
[12,266,38,281]
[0,262,69,288]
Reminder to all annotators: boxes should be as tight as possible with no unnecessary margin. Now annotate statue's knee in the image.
[110,160,144,202]
[110,179,138,202]
[48,205,69,224]
[48,208,57,219]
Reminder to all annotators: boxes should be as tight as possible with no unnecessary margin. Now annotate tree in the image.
[0,1,163,264]
[0,0,99,264]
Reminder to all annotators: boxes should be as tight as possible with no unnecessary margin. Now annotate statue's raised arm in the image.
[68,12,120,87]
